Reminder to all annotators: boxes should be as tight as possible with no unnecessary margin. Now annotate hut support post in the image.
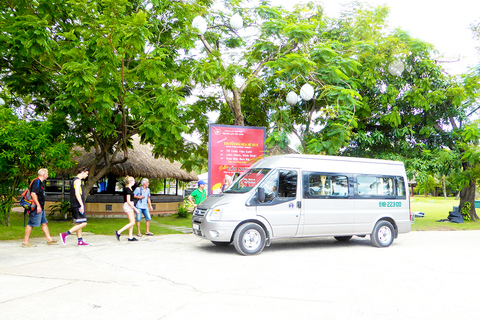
[176,180,178,196]
[107,174,117,194]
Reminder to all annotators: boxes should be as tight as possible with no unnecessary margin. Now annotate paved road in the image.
[1,231,480,320]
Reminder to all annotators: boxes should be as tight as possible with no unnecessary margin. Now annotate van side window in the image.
[395,176,406,198]
[278,170,297,198]
[260,170,297,203]
[357,175,400,197]
[308,174,348,197]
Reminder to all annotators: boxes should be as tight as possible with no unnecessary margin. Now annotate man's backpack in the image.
[19,179,38,212]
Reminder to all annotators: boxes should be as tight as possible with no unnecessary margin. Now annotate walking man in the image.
[59,168,90,246]
[134,178,154,237]
[22,168,58,247]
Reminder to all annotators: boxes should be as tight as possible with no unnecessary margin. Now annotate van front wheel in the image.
[371,220,394,247]
[233,223,266,255]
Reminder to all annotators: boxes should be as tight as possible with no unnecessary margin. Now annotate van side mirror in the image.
[257,187,265,203]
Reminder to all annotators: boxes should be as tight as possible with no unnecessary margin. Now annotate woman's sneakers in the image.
[77,240,91,246]
[115,231,138,242]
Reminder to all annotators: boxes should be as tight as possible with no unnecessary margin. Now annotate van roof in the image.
[251,154,405,175]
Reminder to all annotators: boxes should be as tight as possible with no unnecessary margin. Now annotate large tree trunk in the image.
[459,161,479,221]
[459,180,478,221]
[232,89,244,126]
[442,176,447,200]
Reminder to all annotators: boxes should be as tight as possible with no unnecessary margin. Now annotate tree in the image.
[190,0,362,147]
[415,174,437,197]
[0,106,72,226]
[0,0,205,196]
[316,4,480,220]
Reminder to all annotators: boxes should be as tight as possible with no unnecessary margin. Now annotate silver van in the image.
[192,154,412,255]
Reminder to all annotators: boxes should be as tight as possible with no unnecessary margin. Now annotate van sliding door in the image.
[300,172,354,236]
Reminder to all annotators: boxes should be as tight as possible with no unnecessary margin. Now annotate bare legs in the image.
[118,211,135,238]
[136,220,151,235]
[69,222,87,239]
[23,223,54,244]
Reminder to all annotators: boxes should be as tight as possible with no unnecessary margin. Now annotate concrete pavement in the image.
[1,231,480,320]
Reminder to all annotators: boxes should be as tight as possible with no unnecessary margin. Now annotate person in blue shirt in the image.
[134,178,154,237]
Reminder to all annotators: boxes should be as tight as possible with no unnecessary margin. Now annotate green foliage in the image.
[176,205,190,219]
[0,0,203,197]
[462,202,472,221]
[415,174,437,196]
[48,199,72,220]
[0,107,73,226]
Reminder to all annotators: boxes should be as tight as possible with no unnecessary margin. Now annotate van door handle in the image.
[297,201,301,209]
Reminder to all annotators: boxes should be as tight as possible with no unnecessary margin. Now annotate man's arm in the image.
[31,192,42,214]
[133,188,144,199]
[188,194,196,207]
[147,196,153,211]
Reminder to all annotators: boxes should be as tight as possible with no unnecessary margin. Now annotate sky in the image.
[279,0,480,75]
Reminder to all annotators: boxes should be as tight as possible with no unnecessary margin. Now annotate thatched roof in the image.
[69,135,198,182]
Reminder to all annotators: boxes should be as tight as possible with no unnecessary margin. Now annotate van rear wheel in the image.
[233,223,266,255]
[371,220,394,247]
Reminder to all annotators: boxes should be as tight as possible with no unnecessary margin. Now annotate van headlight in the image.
[206,208,222,221]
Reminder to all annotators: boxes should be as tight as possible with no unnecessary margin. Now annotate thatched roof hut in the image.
[69,135,198,182]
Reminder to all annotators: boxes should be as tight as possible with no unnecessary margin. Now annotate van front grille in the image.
[193,208,207,222]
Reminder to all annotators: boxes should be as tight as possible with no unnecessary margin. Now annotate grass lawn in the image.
[2,197,480,241]
[410,196,480,231]
[0,210,193,241]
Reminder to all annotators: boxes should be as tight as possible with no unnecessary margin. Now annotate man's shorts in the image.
[28,210,48,227]
[136,208,151,222]
[72,207,87,224]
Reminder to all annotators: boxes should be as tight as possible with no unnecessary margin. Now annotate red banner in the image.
[208,124,266,195]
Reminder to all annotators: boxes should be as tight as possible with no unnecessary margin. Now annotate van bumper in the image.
[192,221,237,242]
[397,220,412,234]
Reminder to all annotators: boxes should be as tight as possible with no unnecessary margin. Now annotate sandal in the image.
[145,232,154,236]
[137,234,142,237]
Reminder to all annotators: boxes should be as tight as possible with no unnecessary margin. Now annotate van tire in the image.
[371,220,394,247]
[334,236,352,242]
[211,241,231,246]
[233,223,266,255]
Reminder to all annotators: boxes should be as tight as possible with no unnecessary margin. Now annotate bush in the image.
[177,206,190,218]
[48,199,72,220]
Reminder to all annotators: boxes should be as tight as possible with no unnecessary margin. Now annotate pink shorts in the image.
[123,202,134,213]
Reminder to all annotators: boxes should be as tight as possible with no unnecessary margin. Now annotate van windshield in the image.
[225,168,272,193]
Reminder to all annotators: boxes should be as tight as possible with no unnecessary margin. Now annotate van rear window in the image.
[357,175,406,198]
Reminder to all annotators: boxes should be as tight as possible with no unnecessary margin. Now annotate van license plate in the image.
[193,224,200,231]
